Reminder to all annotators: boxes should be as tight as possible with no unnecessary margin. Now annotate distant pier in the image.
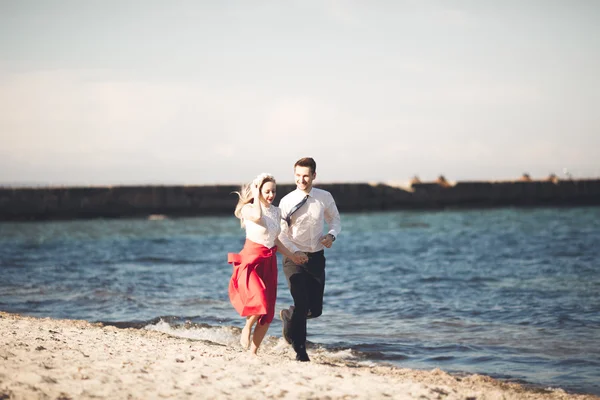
[1,178,600,221]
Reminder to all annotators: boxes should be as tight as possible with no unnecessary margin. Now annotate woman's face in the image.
[261,181,276,204]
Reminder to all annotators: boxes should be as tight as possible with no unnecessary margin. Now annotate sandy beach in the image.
[1,312,597,400]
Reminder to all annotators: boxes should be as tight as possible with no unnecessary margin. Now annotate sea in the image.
[1,206,599,396]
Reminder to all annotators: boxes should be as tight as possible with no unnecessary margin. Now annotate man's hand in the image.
[291,251,308,264]
[321,234,335,248]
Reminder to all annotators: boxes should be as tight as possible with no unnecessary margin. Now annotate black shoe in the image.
[279,308,292,344]
[295,351,310,362]
[294,344,310,362]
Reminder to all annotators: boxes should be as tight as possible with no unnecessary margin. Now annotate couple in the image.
[227,157,341,362]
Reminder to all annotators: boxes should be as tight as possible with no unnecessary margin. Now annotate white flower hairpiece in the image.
[252,172,275,187]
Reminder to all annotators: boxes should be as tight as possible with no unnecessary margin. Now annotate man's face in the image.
[294,166,315,192]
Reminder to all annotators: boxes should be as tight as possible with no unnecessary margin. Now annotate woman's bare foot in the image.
[240,325,251,350]
[250,321,270,355]
[240,315,258,350]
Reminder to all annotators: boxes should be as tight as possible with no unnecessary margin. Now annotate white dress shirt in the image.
[242,203,281,248]
[278,187,341,253]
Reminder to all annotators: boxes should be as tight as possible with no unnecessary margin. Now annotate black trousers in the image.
[283,250,326,350]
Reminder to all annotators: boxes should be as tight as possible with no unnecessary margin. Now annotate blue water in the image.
[1,207,599,395]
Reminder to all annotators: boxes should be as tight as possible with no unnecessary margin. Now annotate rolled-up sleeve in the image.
[324,193,341,238]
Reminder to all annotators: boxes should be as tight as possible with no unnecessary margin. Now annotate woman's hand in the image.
[251,182,260,200]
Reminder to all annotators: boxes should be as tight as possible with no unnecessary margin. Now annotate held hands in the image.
[321,234,335,248]
[291,251,308,265]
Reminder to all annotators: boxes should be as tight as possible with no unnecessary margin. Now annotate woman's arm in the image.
[241,182,263,224]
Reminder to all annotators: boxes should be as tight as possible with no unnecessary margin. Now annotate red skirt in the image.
[227,239,278,325]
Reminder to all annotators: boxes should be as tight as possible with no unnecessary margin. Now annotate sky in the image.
[1,0,599,186]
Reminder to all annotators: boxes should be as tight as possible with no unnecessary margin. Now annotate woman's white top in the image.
[242,203,282,248]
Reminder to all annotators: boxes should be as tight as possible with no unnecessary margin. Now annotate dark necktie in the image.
[284,194,309,227]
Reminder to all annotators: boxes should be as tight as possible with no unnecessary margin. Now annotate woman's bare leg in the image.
[250,321,270,355]
[241,315,258,349]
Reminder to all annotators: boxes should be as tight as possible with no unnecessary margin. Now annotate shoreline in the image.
[1,312,598,400]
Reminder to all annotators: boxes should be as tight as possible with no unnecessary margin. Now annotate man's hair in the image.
[294,157,317,174]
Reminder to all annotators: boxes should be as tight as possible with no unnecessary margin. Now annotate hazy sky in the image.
[1,1,599,186]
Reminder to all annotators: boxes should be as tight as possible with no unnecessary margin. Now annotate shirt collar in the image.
[296,188,314,197]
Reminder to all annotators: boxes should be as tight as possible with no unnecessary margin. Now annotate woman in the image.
[228,173,307,355]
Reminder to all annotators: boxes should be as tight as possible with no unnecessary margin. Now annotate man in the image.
[278,157,341,362]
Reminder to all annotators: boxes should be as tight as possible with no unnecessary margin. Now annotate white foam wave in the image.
[143,319,366,365]
[144,319,239,346]
[321,348,356,360]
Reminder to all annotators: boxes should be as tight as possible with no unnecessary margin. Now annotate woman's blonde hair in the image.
[233,173,276,227]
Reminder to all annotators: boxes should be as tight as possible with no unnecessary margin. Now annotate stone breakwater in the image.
[1,179,599,221]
